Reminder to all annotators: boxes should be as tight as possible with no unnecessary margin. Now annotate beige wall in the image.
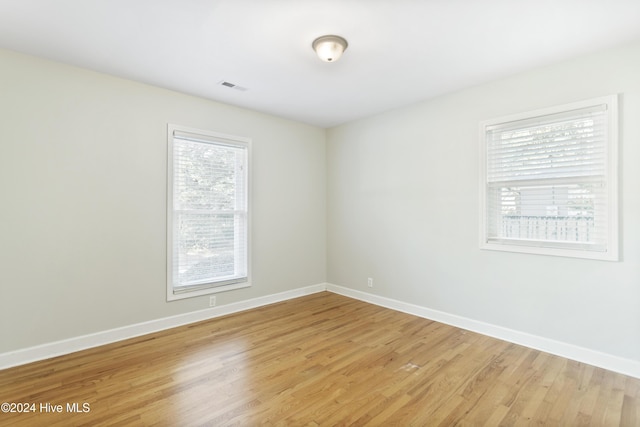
[327,40,640,362]
[0,49,327,352]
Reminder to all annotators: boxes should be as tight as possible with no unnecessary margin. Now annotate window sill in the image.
[167,281,251,301]
[480,241,618,261]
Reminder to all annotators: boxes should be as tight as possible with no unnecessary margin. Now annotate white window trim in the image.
[479,95,619,261]
[167,124,252,301]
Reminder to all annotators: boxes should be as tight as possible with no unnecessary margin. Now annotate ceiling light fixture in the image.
[312,35,348,62]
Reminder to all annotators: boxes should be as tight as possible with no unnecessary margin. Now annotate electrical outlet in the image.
[367,278,373,288]
[209,296,217,307]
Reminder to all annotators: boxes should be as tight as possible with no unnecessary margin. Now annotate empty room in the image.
[1,0,640,425]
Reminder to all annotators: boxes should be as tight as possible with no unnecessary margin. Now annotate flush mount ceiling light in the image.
[312,35,348,62]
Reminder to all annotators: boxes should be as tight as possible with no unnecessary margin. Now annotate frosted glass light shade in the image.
[312,35,348,62]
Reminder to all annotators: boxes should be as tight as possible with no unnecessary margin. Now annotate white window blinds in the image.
[167,126,250,299]
[480,96,618,260]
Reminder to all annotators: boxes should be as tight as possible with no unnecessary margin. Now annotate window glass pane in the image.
[174,140,242,211]
[487,110,606,182]
[175,213,237,285]
[168,125,249,298]
[487,183,606,250]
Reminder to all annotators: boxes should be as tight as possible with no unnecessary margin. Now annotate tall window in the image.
[479,95,618,260]
[167,124,250,301]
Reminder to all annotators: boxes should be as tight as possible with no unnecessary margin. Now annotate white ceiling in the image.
[1,0,639,128]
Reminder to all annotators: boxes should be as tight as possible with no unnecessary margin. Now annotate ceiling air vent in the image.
[218,80,248,92]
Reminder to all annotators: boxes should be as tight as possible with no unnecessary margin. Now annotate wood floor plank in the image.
[1,292,639,426]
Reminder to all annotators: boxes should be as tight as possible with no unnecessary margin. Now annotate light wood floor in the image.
[1,292,639,426]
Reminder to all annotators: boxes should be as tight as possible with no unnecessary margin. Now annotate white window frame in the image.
[167,124,251,301]
[479,95,619,261]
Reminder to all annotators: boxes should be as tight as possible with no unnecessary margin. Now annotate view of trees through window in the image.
[173,139,244,285]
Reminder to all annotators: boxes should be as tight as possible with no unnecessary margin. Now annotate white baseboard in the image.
[0,283,327,371]
[326,283,640,379]
[3,282,639,380]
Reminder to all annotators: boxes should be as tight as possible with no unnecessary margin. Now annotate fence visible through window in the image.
[500,215,594,242]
